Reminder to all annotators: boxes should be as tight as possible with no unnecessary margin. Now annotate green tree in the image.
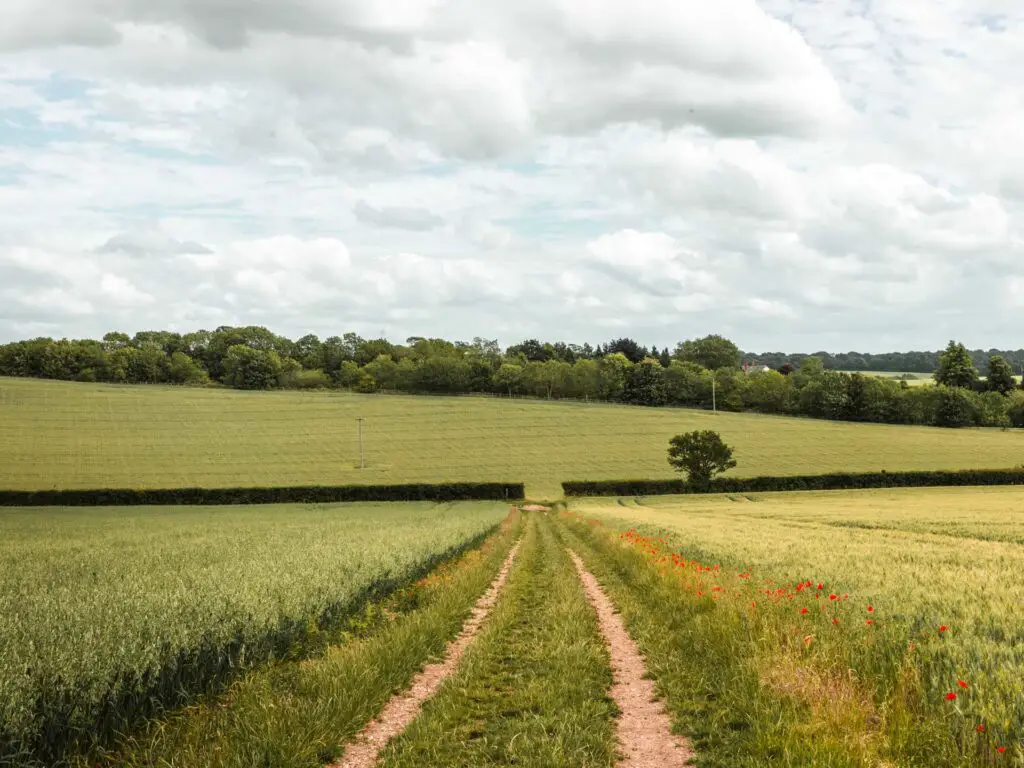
[101,332,131,352]
[166,352,208,384]
[622,358,668,406]
[934,340,978,389]
[292,334,323,369]
[597,352,632,400]
[667,430,737,490]
[742,370,791,413]
[222,345,283,389]
[675,335,740,370]
[933,386,978,428]
[493,363,523,397]
[798,370,851,420]
[792,356,825,389]
[663,360,712,405]
[986,355,1016,395]
[569,359,602,400]
[523,360,571,399]
[362,354,399,390]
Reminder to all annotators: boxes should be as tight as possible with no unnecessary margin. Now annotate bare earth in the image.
[332,539,522,768]
[569,550,695,768]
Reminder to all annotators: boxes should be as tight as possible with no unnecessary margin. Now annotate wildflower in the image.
[977,724,985,733]
[867,605,875,613]
[803,634,814,647]
[829,593,838,601]
[817,582,824,590]
[866,619,874,626]
[939,625,948,633]
[958,680,969,689]
[997,747,1007,754]
[800,607,809,615]
[832,618,840,625]
[946,692,957,701]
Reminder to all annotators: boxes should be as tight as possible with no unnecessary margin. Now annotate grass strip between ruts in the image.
[100,510,523,768]
[378,512,618,768]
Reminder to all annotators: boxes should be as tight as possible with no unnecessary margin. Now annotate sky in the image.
[1,0,1023,353]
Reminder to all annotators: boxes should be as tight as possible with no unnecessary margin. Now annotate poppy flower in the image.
[800,607,809,615]
[945,692,957,701]
[832,618,840,625]
[867,605,875,613]
[997,747,1007,754]
[977,724,985,733]
[829,593,838,601]
[958,680,969,689]
[866,619,874,626]
[939,625,948,633]
[817,583,824,590]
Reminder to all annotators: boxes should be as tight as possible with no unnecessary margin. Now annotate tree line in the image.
[2,329,1023,428]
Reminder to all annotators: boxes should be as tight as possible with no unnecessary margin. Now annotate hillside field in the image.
[3,377,1024,497]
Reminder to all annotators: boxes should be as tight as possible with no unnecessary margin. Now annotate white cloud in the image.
[1,0,1023,351]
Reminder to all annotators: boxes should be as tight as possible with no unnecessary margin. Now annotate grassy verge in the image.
[98,510,523,768]
[379,512,617,768]
[553,510,989,768]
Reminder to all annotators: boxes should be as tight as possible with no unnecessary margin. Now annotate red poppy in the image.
[867,605,875,613]
[977,724,985,733]
[997,747,1007,754]
[817,583,824,590]
[800,607,809,615]
[866,619,874,626]
[945,692,957,701]
[939,625,948,633]
[832,618,839,625]
[829,593,838,601]
[958,680,969,689]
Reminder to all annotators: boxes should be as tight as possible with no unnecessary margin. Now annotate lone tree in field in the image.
[934,340,978,389]
[667,430,737,491]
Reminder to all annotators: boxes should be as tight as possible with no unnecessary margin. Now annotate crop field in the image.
[4,377,1024,498]
[0,501,506,765]
[565,487,1024,764]
[3,489,1022,766]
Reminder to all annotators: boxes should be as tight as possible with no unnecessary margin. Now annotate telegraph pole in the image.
[356,417,365,470]
[711,372,717,414]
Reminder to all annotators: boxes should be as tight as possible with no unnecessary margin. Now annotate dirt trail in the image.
[332,539,522,768]
[569,550,695,767]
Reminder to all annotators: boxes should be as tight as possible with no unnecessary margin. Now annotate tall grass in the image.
[563,487,1024,764]
[0,502,505,765]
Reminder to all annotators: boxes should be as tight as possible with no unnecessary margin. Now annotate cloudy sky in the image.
[2,0,1023,352]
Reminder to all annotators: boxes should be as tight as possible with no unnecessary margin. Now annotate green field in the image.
[3,377,1024,498]
[0,501,506,764]
[568,487,1024,763]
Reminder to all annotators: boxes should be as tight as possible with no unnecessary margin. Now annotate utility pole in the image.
[356,417,365,470]
[711,371,717,414]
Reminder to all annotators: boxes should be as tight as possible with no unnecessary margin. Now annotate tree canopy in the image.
[667,430,737,490]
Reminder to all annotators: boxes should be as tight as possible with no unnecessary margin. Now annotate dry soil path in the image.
[332,539,522,768]
[569,549,695,768]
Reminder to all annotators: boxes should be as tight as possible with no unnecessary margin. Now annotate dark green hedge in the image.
[0,482,526,507]
[562,469,1024,497]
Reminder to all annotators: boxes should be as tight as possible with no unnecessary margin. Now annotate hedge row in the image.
[562,469,1024,497]
[0,482,526,507]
